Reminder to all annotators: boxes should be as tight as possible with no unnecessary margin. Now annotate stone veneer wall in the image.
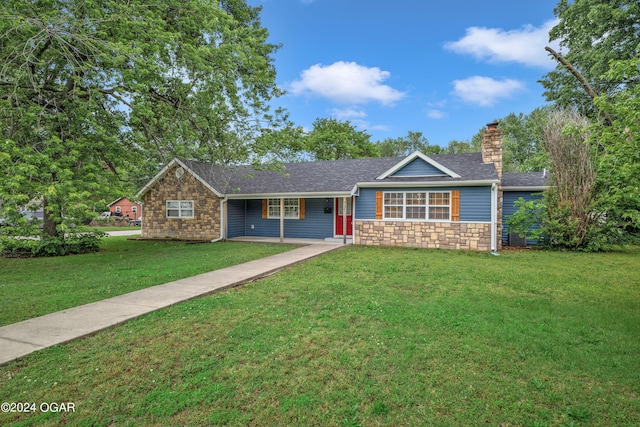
[354,220,492,251]
[141,165,221,240]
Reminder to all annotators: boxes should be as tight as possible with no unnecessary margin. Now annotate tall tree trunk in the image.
[42,198,59,238]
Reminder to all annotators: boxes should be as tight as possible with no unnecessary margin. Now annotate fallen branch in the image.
[545,46,612,126]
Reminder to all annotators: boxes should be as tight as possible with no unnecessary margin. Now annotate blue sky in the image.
[249,0,562,147]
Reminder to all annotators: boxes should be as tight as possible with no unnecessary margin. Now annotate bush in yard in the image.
[0,231,106,258]
[0,238,35,258]
[506,197,546,245]
[507,193,629,252]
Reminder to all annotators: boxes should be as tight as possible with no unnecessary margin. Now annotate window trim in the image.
[382,191,451,221]
[267,198,300,219]
[166,200,194,219]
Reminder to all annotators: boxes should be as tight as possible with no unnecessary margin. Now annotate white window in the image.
[115,206,121,213]
[384,192,403,219]
[383,191,451,221]
[132,206,137,214]
[268,198,299,219]
[428,192,450,220]
[406,192,427,219]
[166,200,194,218]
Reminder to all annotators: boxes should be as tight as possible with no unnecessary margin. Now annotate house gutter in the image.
[501,186,549,192]
[491,183,498,252]
[225,191,351,199]
[212,197,228,242]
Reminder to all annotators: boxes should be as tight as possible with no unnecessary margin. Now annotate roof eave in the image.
[106,196,125,207]
[357,179,499,188]
[226,191,353,199]
[502,186,549,192]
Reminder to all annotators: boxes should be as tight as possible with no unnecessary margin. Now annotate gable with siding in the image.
[390,158,449,177]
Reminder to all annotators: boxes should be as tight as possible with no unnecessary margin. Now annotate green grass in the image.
[1,246,639,426]
[0,237,296,326]
[91,226,141,231]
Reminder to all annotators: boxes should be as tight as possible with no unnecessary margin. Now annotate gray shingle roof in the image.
[181,152,503,196]
[182,157,399,195]
[502,172,550,188]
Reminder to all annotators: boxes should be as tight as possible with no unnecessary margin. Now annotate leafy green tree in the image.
[0,0,281,242]
[538,1,639,247]
[541,0,640,116]
[304,118,378,160]
[254,118,307,163]
[507,110,617,251]
[592,50,640,235]
[498,108,550,172]
[378,131,445,157]
[378,137,405,157]
[443,139,478,154]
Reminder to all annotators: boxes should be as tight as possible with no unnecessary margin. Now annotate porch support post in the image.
[280,197,284,243]
[221,198,227,240]
[490,183,497,252]
[343,196,347,244]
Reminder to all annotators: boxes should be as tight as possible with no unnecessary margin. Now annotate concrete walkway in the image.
[0,243,342,366]
[105,229,142,236]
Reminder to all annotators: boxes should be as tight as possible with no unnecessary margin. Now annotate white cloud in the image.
[451,76,525,106]
[324,109,390,133]
[428,99,447,109]
[327,110,372,132]
[331,108,367,120]
[289,61,406,105]
[427,109,446,119]
[368,124,390,132]
[444,19,559,68]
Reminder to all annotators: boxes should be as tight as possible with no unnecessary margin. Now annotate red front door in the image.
[335,197,353,236]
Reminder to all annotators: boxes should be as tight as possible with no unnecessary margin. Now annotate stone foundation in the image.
[141,165,222,240]
[355,220,492,251]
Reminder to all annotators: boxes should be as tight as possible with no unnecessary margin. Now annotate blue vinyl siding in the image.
[391,158,446,177]
[356,189,378,219]
[239,198,334,239]
[355,186,491,222]
[459,186,491,222]
[502,191,543,245]
[227,199,246,238]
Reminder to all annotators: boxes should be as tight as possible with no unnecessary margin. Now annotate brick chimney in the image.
[482,121,502,179]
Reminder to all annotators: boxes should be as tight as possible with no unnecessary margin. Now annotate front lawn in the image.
[91,226,141,231]
[0,237,296,326]
[1,246,639,426]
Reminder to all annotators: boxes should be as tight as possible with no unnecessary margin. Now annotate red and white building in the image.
[107,197,142,219]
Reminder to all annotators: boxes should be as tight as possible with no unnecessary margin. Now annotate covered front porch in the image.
[224,195,354,243]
